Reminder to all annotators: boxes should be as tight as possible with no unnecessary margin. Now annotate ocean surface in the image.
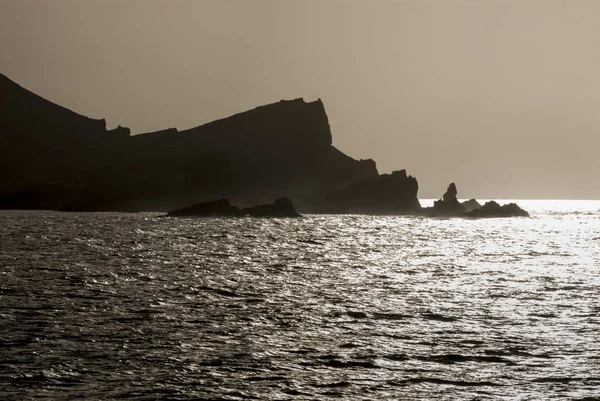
[1,200,599,400]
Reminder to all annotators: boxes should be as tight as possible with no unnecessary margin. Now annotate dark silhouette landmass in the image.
[423,183,529,218]
[167,197,300,218]
[0,72,528,217]
[0,72,415,214]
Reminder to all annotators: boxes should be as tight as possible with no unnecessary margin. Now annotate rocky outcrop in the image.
[431,183,466,215]
[243,197,300,217]
[108,125,131,138]
[466,201,529,218]
[422,183,529,218]
[167,197,300,218]
[443,182,458,202]
[311,169,420,214]
[461,198,482,213]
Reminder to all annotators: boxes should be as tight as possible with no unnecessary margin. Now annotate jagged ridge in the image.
[0,73,418,213]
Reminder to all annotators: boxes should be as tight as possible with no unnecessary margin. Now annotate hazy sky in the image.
[1,0,598,199]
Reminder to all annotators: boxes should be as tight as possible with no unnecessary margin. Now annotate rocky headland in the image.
[0,72,528,217]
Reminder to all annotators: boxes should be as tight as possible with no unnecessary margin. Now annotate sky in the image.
[1,0,598,199]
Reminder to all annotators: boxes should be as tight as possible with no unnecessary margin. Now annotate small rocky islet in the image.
[420,183,529,218]
[167,197,300,218]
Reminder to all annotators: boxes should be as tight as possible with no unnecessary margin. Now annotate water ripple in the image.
[0,203,599,399]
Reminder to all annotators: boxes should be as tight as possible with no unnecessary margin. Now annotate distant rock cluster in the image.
[423,183,529,218]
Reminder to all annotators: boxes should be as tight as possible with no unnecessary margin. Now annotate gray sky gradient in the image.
[1,0,598,199]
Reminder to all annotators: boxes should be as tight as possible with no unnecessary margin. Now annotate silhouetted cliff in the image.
[0,73,418,213]
[0,73,130,194]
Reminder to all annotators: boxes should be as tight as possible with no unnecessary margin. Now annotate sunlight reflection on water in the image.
[0,201,599,399]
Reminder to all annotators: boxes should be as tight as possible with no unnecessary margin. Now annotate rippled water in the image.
[1,200,599,400]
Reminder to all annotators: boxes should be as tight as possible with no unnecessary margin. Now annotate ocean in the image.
[1,200,599,400]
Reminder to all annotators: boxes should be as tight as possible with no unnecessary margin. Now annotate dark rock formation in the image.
[431,182,466,215]
[311,169,420,214]
[167,197,300,218]
[0,72,131,198]
[108,125,131,138]
[443,182,458,202]
[243,197,300,217]
[461,198,482,213]
[0,73,535,217]
[0,73,418,213]
[178,98,332,151]
[466,201,530,218]
[421,183,529,218]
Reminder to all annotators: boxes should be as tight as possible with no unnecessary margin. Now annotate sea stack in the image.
[421,183,529,218]
[432,183,466,216]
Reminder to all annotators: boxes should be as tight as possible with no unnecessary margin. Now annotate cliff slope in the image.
[0,73,419,213]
